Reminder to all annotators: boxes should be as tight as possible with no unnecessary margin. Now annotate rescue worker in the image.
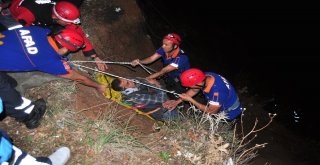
[0,26,106,95]
[0,98,70,165]
[1,0,108,71]
[163,68,242,121]
[111,77,178,121]
[131,33,190,98]
[0,72,46,129]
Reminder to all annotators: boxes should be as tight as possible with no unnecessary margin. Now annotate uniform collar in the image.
[165,47,180,59]
[47,36,59,52]
[203,75,215,93]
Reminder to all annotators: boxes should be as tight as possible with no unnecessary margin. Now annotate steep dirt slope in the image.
[81,0,161,75]
[70,0,167,134]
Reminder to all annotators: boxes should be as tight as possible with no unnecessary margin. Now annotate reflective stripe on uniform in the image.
[225,97,240,113]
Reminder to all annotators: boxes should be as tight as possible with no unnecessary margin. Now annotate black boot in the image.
[23,99,46,129]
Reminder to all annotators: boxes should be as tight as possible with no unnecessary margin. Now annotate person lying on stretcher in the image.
[111,77,178,121]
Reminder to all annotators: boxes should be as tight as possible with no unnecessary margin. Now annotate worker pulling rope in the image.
[70,62,180,97]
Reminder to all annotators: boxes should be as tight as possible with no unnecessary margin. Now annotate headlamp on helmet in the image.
[164,33,181,46]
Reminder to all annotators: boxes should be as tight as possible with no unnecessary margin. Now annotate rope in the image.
[137,64,157,73]
[71,60,131,65]
[138,63,152,74]
[71,63,180,96]
[71,60,157,74]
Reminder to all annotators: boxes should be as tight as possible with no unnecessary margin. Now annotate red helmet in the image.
[180,68,206,87]
[164,33,181,46]
[52,1,80,24]
[54,29,84,51]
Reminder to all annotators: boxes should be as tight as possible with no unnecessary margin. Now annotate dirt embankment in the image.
[77,0,166,132]
[81,0,161,74]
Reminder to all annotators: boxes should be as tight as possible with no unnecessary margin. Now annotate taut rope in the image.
[71,60,157,74]
[70,62,180,96]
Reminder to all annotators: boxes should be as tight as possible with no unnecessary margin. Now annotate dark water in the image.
[137,0,320,138]
[136,1,320,163]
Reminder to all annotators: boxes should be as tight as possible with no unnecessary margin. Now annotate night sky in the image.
[137,0,320,138]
